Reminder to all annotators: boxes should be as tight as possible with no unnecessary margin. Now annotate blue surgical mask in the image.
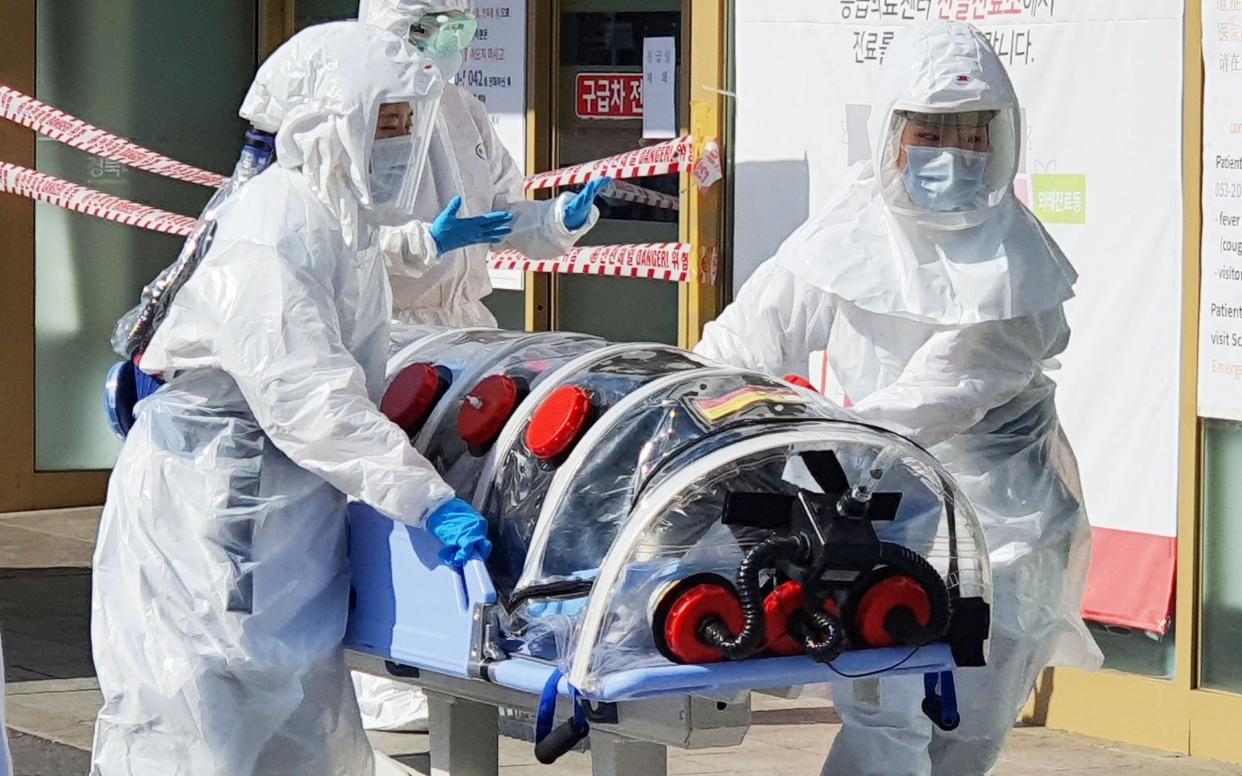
[901,145,991,212]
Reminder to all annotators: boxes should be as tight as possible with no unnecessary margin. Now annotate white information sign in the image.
[461,1,527,291]
[1201,2,1242,420]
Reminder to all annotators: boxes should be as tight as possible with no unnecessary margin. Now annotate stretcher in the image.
[102,323,991,775]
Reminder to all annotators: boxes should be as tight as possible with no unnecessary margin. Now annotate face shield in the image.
[879,108,1018,216]
[366,94,440,221]
[409,9,478,58]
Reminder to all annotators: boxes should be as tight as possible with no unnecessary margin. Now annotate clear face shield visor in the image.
[409,11,479,57]
[367,96,440,217]
[880,108,1018,215]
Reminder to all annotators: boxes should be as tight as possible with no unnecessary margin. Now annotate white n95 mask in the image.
[369,135,415,207]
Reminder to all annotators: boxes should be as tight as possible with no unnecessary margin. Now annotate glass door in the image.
[294,0,356,28]
[34,1,260,470]
[552,0,682,343]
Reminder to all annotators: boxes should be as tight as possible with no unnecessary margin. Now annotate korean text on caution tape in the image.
[524,136,696,191]
[0,162,197,236]
[489,243,697,283]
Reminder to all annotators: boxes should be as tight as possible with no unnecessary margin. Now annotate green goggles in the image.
[411,12,479,56]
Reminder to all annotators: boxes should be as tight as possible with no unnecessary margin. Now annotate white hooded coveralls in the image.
[361,0,599,327]
[89,23,452,776]
[695,22,1101,776]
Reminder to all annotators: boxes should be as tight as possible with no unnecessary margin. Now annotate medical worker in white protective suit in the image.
[89,23,492,776]
[349,0,608,731]
[359,0,609,328]
[695,22,1102,776]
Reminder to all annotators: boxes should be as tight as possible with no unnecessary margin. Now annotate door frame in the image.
[0,0,107,512]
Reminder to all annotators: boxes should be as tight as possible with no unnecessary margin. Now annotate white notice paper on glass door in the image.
[642,36,676,139]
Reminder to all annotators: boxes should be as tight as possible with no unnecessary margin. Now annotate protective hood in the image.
[240,22,443,247]
[775,21,1077,325]
[359,0,473,36]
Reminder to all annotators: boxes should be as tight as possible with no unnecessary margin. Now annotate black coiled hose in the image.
[799,609,845,664]
[698,535,808,661]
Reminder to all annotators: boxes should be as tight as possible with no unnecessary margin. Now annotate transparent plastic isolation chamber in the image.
[351,325,993,696]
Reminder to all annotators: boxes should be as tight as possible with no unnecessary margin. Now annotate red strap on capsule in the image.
[783,374,815,390]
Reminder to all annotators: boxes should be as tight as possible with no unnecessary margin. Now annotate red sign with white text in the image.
[575,73,644,120]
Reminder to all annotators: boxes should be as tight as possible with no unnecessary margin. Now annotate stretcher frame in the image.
[344,505,962,776]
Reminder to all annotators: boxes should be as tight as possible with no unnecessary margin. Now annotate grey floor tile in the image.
[368,729,429,758]
[0,524,94,569]
[6,678,98,697]
[8,729,91,776]
[0,510,101,545]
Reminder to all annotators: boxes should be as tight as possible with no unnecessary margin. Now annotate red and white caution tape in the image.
[0,157,713,286]
[0,85,228,188]
[524,136,695,191]
[489,243,694,283]
[602,179,680,211]
[1,82,718,202]
[692,140,723,192]
[0,162,197,236]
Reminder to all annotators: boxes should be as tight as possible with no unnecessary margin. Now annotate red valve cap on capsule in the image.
[664,583,744,664]
[856,576,932,648]
[526,385,593,460]
[381,362,447,433]
[763,580,807,657]
[458,374,522,450]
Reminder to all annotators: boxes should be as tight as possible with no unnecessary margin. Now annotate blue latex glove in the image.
[427,497,492,568]
[562,177,613,231]
[430,195,515,255]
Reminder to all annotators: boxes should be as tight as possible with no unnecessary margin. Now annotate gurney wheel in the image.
[842,543,951,648]
[651,574,744,664]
